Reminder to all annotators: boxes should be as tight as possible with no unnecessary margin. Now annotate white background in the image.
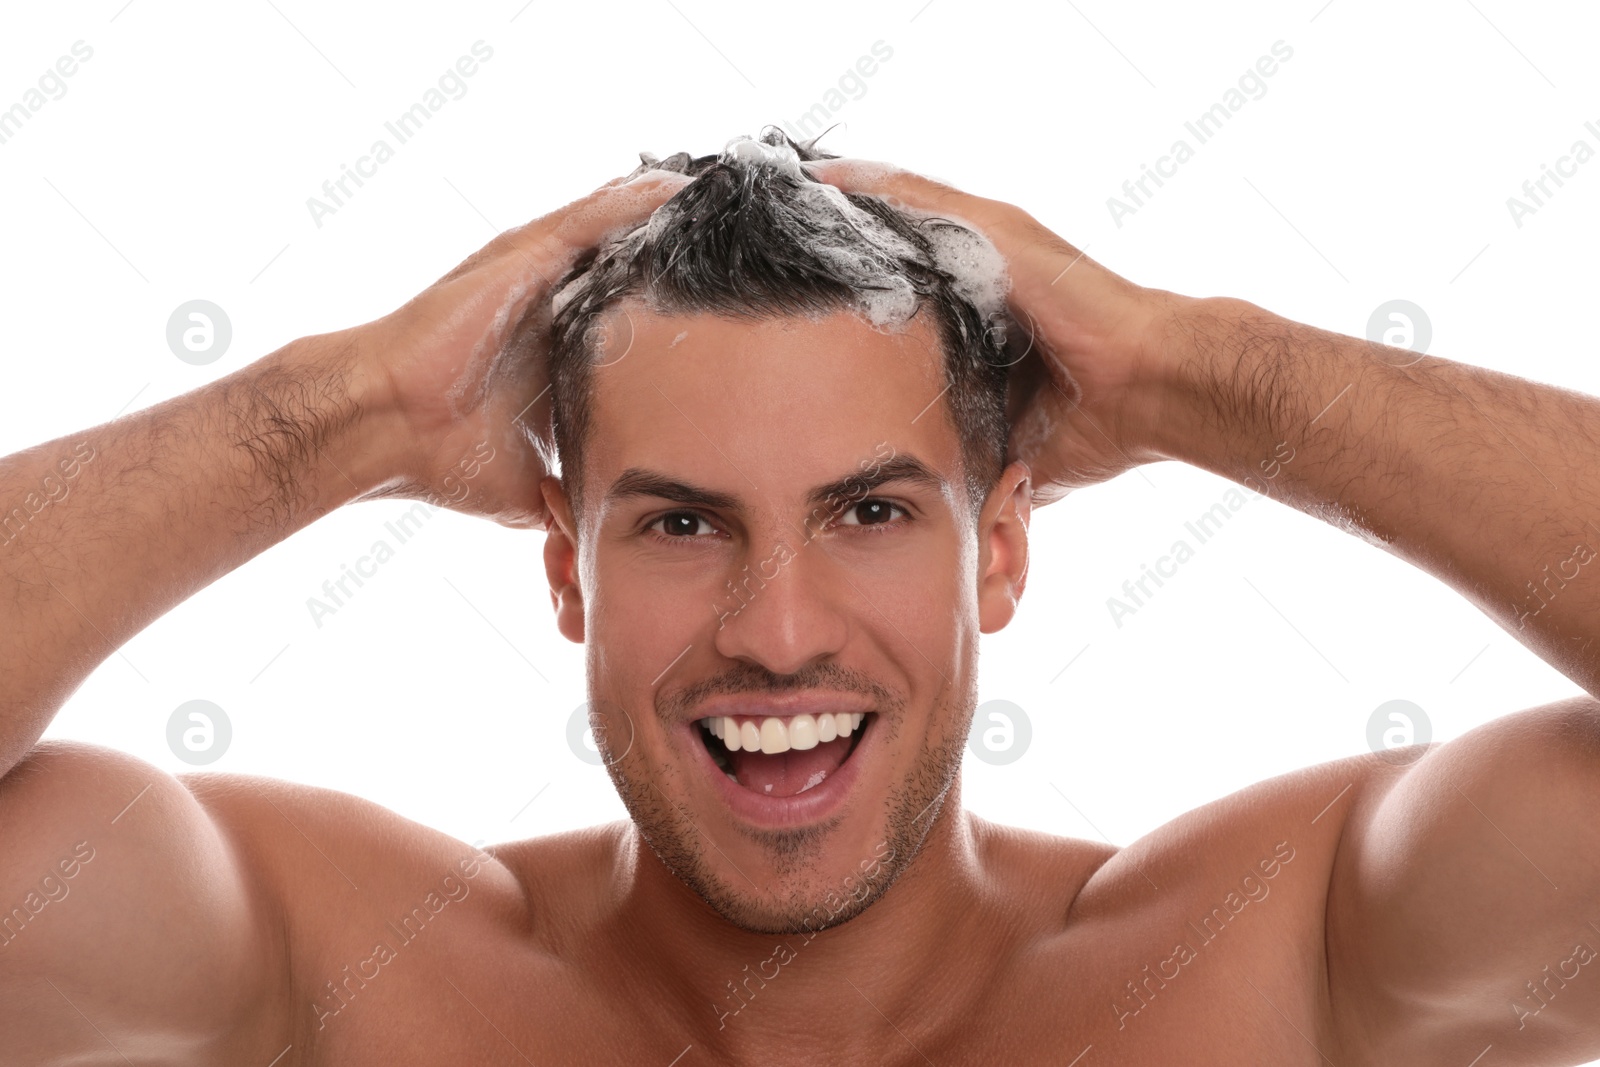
[4,0,1597,1041]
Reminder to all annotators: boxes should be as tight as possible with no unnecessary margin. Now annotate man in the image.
[2,129,1597,1065]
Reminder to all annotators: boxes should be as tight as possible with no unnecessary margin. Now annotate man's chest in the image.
[296,891,1340,1067]
[281,766,1365,1066]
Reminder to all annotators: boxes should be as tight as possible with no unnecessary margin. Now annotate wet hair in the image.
[547,128,1014,528]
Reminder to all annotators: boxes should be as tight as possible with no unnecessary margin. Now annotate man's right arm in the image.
[1,166,695,766]
[0,336,389,770]
[0,338,395,1061]
[0,169,694,1059]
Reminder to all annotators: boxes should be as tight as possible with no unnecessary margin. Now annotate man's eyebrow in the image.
[805,455,947,509]
[602,455,949,513]
[604,469,740,511]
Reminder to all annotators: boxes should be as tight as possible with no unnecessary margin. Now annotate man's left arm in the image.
[810,159,1600,1056]
[1152,300,1600,1059]
[1158,300,1600,689]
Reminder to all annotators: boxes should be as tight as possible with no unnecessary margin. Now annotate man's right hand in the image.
[338,169,690,530]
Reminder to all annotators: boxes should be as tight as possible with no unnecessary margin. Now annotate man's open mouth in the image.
[697,713,873,798]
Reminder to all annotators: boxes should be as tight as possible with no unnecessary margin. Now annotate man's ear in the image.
[977,461,1032,634]
[540,476,585,644]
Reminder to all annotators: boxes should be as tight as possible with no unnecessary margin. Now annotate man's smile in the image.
[679,697,880,829]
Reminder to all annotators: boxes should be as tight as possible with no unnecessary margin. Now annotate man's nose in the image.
[710,538,849,676]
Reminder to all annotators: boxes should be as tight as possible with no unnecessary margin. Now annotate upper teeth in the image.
[700,713,864,754]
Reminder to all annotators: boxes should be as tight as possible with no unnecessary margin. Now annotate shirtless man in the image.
[4,130,1599,1066]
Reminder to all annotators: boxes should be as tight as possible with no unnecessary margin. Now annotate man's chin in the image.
[686,864,900,937]
[632,814,913,936]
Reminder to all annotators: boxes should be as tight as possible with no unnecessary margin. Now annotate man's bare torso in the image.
[172,749,1394,1065]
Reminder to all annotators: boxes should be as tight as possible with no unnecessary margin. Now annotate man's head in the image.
[538,131,1032,936]
[547,130,1014,528]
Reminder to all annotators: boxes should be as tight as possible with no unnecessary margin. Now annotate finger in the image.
[592,159,680,192]
[809,158,1092,292]
[516,170,692,258]
[805,156,1053,270]
[805,157,973,215]
[452,170,692,296]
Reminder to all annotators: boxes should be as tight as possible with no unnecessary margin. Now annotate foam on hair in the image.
[555,132,1009,334]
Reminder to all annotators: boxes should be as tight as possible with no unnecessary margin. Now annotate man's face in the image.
[541,301,1028,934]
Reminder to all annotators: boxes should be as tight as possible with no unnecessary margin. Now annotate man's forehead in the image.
[583,303,963,513]
[590,299,946,385]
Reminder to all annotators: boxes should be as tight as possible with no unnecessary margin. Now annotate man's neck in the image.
[599,785,996,1059]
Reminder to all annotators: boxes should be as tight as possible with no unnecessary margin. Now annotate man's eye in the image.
[837,499,908,527]
[649,511,716,538]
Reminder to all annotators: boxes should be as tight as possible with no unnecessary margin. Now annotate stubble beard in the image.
[599,688,971,936]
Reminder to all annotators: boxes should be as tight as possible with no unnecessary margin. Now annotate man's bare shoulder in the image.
[965,813,1118,913]
[863,747,1416,959]
[1053,746,1421,925]
[962,748,1426,1051]
[179,769,520,895]
[177,769,535,991]
[477,820,629,928]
